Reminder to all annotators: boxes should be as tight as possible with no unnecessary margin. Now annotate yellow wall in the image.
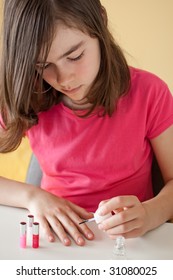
[101,0,173,92]
[0,138,32,182]
[0,0,31,181]
[0,0,173,182]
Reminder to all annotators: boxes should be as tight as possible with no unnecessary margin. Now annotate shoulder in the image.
[129,67,170,92]
[127,67,173,139]
[128,67,172,104]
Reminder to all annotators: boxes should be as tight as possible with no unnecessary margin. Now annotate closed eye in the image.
[36,63,50,71]
[68,51,84,61]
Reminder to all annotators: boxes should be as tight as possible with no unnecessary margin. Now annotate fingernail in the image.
[63,238,70,246]
[77,237,84,245]
[87,232,94,239]
[49,236,54,242]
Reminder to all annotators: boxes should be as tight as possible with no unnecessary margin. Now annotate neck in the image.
[61,95,92,110]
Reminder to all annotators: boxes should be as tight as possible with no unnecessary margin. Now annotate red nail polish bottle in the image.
[32,222,39,248]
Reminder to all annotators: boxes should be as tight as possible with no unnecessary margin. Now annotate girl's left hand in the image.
[96,196,150,239]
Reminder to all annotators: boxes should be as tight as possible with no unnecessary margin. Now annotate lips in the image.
[61,85,81,95]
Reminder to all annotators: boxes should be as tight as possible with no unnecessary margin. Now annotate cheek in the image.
[42,69,57,85]
[85,66,98,82]
[78,57,100,82]
[86,49,100,79]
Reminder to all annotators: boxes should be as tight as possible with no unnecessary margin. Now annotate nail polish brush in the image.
[79,211,111,224]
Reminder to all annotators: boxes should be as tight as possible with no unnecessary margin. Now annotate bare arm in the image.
[95,125,173,238]
[0,176,94,245]
[0,176,34,208]
[143,124,173,227]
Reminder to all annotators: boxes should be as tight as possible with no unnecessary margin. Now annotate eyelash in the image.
[68,51,84,61]
[43,64,50,69]
[36,64,49,72]
[36,51,84,71]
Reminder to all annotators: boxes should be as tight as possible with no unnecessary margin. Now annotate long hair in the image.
[0,0,130,152]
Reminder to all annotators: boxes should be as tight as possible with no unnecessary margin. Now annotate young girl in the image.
[1,0,173,247]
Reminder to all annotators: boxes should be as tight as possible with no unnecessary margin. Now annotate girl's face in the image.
[36,23,101,105]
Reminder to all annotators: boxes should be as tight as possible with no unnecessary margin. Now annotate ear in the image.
[101,6,108,26]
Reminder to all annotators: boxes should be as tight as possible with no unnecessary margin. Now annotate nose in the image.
[56,67,74,89]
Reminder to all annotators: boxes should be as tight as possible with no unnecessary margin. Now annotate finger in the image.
[106,219,137,235]
[48,216,71,246]
[97,196,140,215]
[98,199,109,207]
[106,218,142,237]
[38,216,55,242]
[58,216,87,246]
[108,226,145,239]
[99,207,138,230]
[78,223,95,240]
[112,208,125,214]
[68,210,95,240]
[60,203,95,240]
[68,202,93,220]
[52,209,89,246]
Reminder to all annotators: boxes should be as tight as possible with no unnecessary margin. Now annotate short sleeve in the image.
[146,80,173,139]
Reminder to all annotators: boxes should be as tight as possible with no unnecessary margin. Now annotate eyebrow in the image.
[37,41,84,65]
[59,41,84,59]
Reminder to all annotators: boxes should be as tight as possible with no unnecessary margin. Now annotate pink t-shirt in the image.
[27,67,173,212]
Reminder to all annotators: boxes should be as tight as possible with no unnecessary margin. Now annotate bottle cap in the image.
[33,222,39,235]
[94,211,112,224]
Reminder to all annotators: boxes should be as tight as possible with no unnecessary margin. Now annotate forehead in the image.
[52,25,90,58]
[43,23,90,61]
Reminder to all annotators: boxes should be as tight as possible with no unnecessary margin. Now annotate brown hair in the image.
[0,0,130,152]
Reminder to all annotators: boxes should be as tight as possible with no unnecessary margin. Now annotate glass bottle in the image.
[111,236,127,260]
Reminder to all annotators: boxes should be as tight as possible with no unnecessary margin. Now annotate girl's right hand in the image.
[27,187,94,246]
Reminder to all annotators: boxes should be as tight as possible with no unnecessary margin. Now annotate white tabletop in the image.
[0,205,173,260]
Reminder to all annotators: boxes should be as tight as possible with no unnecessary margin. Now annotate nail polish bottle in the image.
[20,222,27,248]
[32,222,39,248]
[112,236,127,260]
[27,214,34,246]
